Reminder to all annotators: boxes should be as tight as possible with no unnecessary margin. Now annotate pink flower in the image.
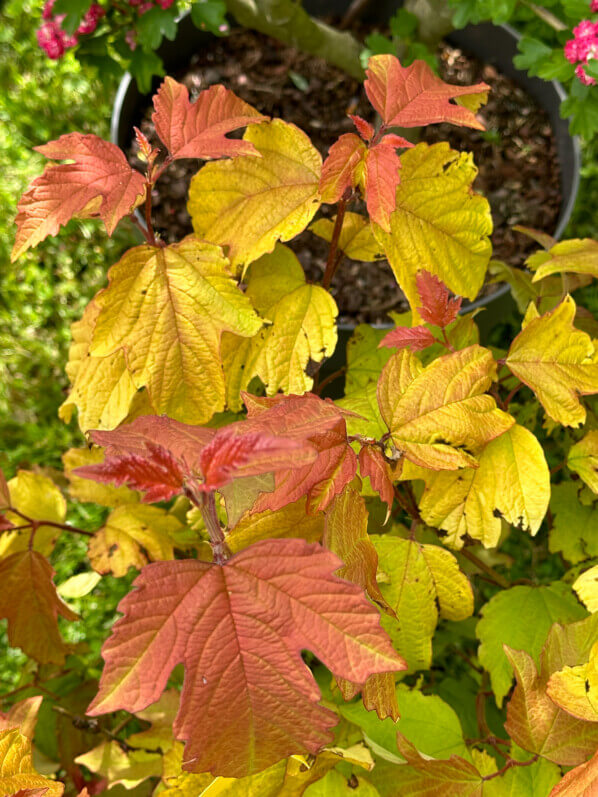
[138,1,153,12]
[42,0,55,20]
[565,38,579,63]
[77,3,105,35]
[576,63,597,85]
[156,0,174,8]
[573,19,597,37]
[37,21,65,59]
[591,0,598,12]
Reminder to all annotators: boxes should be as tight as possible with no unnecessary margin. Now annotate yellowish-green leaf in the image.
[75,740,162,789]
[226,497,324,553]
[1,471,66,560]
[127,690,179,752]
[87,237,261,424]
[63,447,140,506]
[89,504,182,577]
[0,728,64,796]
[546,640,598,722]
[377,346,513,470]
[549,481,598,563]
[59,300,141,433]
[568,431,598,493]
[57,571,102,599]
[372,535,473,671]
[188,120,322,274]
[371,142,492,316]
[222,245,337,402]
[506,296,598,427]
[417,424,550,549]
[345,325,392,395]
[304,769,379,796]
[574,565,598,612]
[310,212,384,261]
[529,238,598,282]
[337,382,387,440]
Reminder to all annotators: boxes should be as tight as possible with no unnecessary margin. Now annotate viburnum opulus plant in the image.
[5,53,598,794]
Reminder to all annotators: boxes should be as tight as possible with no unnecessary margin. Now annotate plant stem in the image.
[316,366,346,395]
[186,487,231,565]
[503,382,523,409]
[459,548,511,589]
[482,754,540,781]
[144,182,157,247]
[7,507,94,538]
[520,0,567,31]
[322,196,350,290]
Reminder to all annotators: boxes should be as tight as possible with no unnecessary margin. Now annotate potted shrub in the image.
[4,53,598,794]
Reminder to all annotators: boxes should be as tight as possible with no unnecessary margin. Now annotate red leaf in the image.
[359,446,394,514]
[152,78,267,161]
[416,270,462,327]
[364,55,489,129]
[349,114,375,142]
[378,325,436,351]
[77,413,315,500]
[319,133,366,204]
[87,538,403,777]
[12,133,146,260]
[363,137,403,232]
[0,550,77,664]
[198,426,315,491]
[245,394,358,513]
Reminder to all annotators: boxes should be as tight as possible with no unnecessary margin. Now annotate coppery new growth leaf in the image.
[87,538,404,777]
[12,133,146,260]
[416,270,462,328]
[152,77,268,161]
[364,54,489,129]
[76,413,316,502]
[379,325,436,352]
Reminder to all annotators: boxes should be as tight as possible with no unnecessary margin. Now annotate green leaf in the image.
[304,770,380,796]
[562,81,598,140]
[389,9,418,39]
[345,325,392,395]
[339,686,471,764]
[129,49,165,94]
[190,0,228,35]
[137,7,178,51]
[513,37,552,73]
[549,481,598,563]
[477,583,588,706]
[52,0,89,33]
[484,744,560,796]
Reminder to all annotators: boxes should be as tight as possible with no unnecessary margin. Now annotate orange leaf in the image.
[12,133,146,260]
[549,747,598,795]
[359,446,395,514]
[417,270,462,328]
[152,78,267,161]
[0,551,77,664]
[378,325,436,352]
[363,137,403,232]
[364,55,489,129]
[87,538,403,777]
[319,133,366,204]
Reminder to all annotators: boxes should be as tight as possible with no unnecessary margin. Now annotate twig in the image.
[520,0,566,31]
[459,548,511,589]
[322,192,351,290]
[316,366,346,395]
[503,382,523,409]
[482,754,540,781]
[8,507,94,538]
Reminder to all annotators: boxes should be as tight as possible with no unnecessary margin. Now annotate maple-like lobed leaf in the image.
[319,132,366,205]
[378,325,436,352]
[377,345,513,470]
[528,237,598,283]
[546,640,598,723]
[245,393,358,513]
[364,54,489,129]
[12,133,146,260]
[506,295,598,427]
[567,430,598,493]
[63,447,141,507]
[226,498,324,554]
[87,538,404,777]
[416,270,462,328]
[0,551,77,665]
[152,77,267,161]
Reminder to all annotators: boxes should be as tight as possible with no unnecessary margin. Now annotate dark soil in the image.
[129,28,562,324]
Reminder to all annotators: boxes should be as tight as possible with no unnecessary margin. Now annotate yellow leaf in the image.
[0,728,64,796]
[63,447,140,506]
[529,238,598,282]
[222,245,337,403]
[127,689,180,752]
[371,142,492,316]
[568,431,598,493]
[574,565,598,612]
[89,504,182,577]
[506,296,598,427]
[226,497,323,554]
[547,640,598,722]
[337,382,387,440]
[1,471,66,560]
[418,424,550,549]
[57,571,102,599]
[310,212,384,261]
[74,740,162,789]
[88,237,261,424]
[188,120,322,274]
[377,346,513,470]
[372,535,473,671]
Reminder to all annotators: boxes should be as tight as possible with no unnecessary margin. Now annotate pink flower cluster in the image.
[37,0,104,59]
[128,0,174,13]
[565,17,598,86]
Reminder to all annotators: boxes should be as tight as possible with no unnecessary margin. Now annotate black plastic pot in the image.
[111,4,581,367]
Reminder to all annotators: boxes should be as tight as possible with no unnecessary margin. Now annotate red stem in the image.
[482,754,539,782]
[8,507,94,538]
[322,194,350,290]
